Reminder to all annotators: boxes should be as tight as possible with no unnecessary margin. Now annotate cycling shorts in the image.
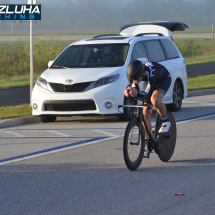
[154,73,171,95]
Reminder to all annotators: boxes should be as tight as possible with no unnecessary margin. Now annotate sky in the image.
[0,0,212,33]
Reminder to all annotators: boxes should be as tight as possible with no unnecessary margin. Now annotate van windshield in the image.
[51,43,130,68]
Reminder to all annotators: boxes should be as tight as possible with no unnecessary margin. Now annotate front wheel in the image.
[123,117,145,171]
[40,115,57,123]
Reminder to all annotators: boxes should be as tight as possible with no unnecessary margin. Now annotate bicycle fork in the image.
[139,109,161,154]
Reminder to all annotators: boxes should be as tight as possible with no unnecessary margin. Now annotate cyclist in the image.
[124,60,172,138]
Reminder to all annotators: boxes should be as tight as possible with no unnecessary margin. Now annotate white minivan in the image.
[32,21,188,122]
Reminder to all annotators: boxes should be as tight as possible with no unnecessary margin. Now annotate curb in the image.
[0,115,41,129]
[188,88,215,97]
[1,88,215,129]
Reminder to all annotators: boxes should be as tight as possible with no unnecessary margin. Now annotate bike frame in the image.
[137,107,158,146]
[119,105,158,146]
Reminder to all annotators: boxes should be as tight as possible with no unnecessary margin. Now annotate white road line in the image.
[176,114,215,125]
[183,101,215,106]
[3,131,26,137]
[1,113,215,166]
[46,130,71,137]
[0,135,122,166]
[93,130,120,137]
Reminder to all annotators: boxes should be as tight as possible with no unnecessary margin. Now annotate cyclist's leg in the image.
[151,90,166,117]
[151,73,171,116]
[151,90,171,133]
[142,106,153,139]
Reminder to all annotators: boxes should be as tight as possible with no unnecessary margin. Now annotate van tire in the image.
[40,115,57,123]
[166,81,182,112]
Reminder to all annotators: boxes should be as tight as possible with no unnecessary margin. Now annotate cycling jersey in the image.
[128,61,171,103]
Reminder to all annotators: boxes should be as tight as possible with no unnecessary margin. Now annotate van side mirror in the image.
[48,61,54,68]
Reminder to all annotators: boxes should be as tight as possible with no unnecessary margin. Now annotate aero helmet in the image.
[126,60,145,80]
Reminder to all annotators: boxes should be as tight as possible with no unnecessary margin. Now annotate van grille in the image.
[49,82,93,92]
[44,100,96,112]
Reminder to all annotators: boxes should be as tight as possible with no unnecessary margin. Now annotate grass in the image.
[0,75,39,89]
[0,30,212,36]
[0,40,74,54]
[0,39,75,81]
[0,104,32,120]
[173,30,213,34]
[187,74,215,91]
[0,32,118,36]
[186,57,215,66]
[174,38,215,65]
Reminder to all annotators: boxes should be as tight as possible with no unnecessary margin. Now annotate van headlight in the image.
[93,74,120,88]
[36,77,48,89]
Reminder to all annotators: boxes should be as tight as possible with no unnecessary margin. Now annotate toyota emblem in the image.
[66,79,73,84]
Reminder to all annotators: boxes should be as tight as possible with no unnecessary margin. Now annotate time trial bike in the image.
[118,104,177,171]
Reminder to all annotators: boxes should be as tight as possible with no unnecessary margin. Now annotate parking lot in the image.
[1,94,215,214]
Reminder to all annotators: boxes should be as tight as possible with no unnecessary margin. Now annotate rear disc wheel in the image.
[155,112,177,162]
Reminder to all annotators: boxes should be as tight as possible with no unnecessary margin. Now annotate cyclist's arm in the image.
[136,90,148,102]
[124,80,138,102]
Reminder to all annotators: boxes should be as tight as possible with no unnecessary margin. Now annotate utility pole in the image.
[212,23,214,41]
[30,0,33,107]
[11,22,13,34]
[28,0,39,106]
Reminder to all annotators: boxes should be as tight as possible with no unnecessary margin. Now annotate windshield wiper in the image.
[78,65,113,68]
[51,65,69,69]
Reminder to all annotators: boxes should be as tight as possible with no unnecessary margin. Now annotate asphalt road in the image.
[1,94,215,215]
[186,62,215,78]
[1,62,214,107]
[0,86,30,107]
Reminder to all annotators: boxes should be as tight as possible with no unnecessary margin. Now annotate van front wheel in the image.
[40,115,57,123]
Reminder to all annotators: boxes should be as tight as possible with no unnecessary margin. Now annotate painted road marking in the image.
[0,136,111,166]
[93,130,120,137]
[183,101,215,106]
[176,113,215,125]
[0,136,101,139]
[4,128,126,131]
[46,130,71,137]
[3,131,26,137]
[1,112,215,165]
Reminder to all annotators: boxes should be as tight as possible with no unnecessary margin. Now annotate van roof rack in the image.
[93,34,121,38]
[121,22,189,33]
[135,33,164,37]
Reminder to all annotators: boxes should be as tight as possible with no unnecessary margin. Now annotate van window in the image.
[52,43,130,68]
[131,42,148,60]
[161,39,180,59]
[144,40,166,62]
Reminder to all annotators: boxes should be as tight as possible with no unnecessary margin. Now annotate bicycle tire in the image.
[123,117,145,171]
[155,112,177,162]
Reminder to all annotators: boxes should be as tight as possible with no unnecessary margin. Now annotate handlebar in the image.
[118,104,152,109]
